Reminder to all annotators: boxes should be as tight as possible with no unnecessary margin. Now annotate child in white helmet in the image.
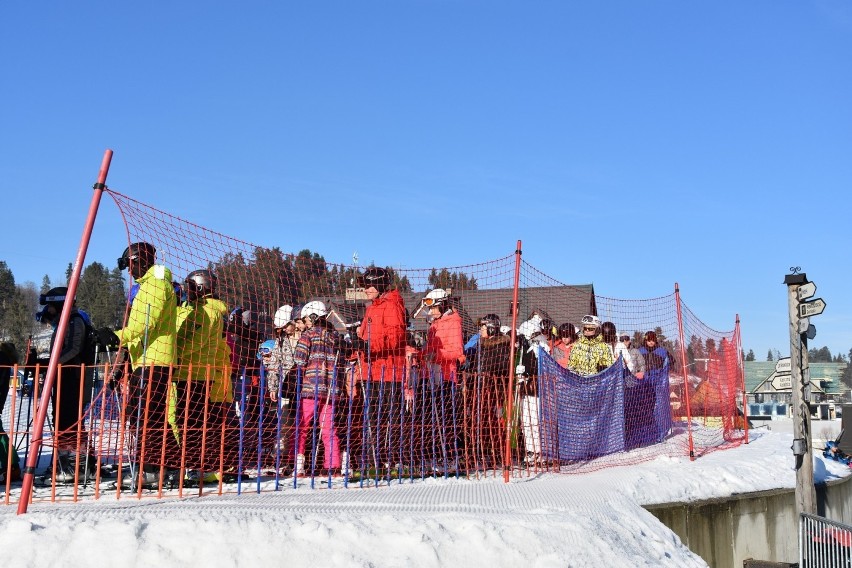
[293,301,342,475]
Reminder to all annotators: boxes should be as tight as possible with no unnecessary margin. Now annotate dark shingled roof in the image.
[320,284,596,341]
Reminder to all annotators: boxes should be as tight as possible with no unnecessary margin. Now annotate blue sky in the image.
[1,1,850,359]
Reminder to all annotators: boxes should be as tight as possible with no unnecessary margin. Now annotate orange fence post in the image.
[18,149,113,514]
[503,240,522,482]
[674,283,696,460]
[735,315,749,444]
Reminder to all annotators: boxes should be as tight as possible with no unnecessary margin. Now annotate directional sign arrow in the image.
[775,357,791,373]
[799,298,827,318]
[771,373,792,390]
[797,281,817,301]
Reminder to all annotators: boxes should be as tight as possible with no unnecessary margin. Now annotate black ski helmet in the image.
[478,313,501,337]
[118,242,156,271]
[360,266,390,293]
[185,269,217,298]
[36,286,70,323]
[558,323,577,342]
[39,287,69,307]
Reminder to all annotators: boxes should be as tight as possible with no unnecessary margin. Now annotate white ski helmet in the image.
[273,305,294,328]
[301,300,328,320]
[517,314,543,340]
[423,288,449,307]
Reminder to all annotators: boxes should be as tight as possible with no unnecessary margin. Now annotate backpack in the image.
[75,311,99,366]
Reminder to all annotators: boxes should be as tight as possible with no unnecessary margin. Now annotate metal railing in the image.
[800,512,852,567]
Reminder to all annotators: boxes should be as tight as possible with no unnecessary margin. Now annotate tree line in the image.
[0,248,479,357]
[742,347,849,364]
[0,260,126,355]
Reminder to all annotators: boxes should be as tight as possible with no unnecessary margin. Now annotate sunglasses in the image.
[117,256,134,270]
[583,326,596,332]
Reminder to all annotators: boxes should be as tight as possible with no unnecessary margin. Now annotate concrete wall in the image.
[646,475,852,568]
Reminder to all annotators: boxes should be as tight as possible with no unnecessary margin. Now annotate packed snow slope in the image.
[1,425,848,568]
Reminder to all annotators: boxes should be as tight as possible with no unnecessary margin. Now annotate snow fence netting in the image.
[0,188,746,503]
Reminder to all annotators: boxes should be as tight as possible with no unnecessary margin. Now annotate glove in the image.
[97,327,120,349]
[515,364,525,376]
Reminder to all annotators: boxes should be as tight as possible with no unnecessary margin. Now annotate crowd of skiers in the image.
[0,240,677,486]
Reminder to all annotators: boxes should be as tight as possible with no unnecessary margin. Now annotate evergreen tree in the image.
[40,275,51,294]
[745,349,755,361]
[5,283,39,352]
[766,349,774,362]
[807,346,833,363]
[427,268,478,291]
[385,267,412,293]
[292,249,330,303]
[841,348,852,391]
[76,261,126,328]
[0,261,19,343]
[65,262,73,283]
[107,267,128,327]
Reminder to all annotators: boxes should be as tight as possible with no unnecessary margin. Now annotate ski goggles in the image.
[422,297,444,307]
[117,255,139,271]
[256,346,274,359]
[39,292,67,305]
[580,315,598,326]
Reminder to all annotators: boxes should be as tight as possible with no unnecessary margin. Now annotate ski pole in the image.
[256,364,266,494]
[237,367,246,495]
[292,367,302,489]
[408,364,415,483]
[310,370,319,489]
[451,374,459,478]
[81,342,100,486]
[274,358,284,491]
[344,362,356,487]
[376,371,385,485]
[396,368,404,484]
[130,305,152,486]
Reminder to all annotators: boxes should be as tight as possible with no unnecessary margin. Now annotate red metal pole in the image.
[735,315,749,444]
[18,149,114,514]
[674,283,696,461]
[503,240,522,482]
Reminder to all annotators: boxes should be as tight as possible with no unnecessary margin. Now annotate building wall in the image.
[646,476,852,568]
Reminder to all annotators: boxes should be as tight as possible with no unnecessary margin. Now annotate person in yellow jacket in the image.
[114,242,179,487]
[567,315,614,377]
[173,269,235,475]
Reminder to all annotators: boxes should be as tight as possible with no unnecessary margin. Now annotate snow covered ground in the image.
[1,422,849,568]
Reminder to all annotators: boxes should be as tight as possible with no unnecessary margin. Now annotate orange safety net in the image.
[0,188,746,503]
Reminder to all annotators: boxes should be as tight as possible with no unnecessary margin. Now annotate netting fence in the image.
[1,187,747,505]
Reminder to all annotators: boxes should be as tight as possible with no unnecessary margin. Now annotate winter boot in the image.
[340,451,351,476]
[52,453,79,484]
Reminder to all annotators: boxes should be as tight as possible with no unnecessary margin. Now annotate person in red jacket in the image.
[356,267,407,383]
[419,288,465,473]
[352,267,407,475]
[421,288,464,386]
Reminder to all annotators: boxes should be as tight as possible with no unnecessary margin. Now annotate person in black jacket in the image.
[34,287,98,483]
[467,314,511,471]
